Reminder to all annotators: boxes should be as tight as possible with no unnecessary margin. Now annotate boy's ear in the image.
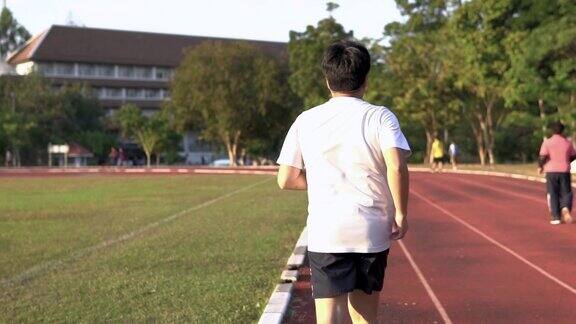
[325,79,332,91]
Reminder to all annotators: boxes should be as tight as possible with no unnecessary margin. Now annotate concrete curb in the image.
[258,227,307,324]
[0,166,278,176]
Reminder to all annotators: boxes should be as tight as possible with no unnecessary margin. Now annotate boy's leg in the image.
[546,173,561,221]
[347,249,389,323]
[315,295,348,324]
[309,251,356,323]
[559,173,573,223]
[347,290,379,323]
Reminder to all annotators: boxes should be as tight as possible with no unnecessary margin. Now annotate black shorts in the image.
[308,249,390,299]
[433,157,443,163]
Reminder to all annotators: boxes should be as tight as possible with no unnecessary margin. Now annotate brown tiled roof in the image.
[68,142,93,157]
[7,25,286,66]
[7,30,48,64]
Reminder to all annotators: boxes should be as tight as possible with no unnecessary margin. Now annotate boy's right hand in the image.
[390,215,408,240]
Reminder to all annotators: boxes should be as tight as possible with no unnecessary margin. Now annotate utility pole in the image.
[9,91,19,167]
[10,91,15,113]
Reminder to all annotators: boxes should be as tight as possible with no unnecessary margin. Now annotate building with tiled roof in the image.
[6,25,286,164]
[7,25,285,115]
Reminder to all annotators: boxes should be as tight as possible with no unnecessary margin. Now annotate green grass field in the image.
[0,174,307,323]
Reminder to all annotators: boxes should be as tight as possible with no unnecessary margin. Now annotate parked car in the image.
[211,159,230,167]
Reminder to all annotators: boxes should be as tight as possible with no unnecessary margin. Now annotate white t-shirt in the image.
[277,96,410,253]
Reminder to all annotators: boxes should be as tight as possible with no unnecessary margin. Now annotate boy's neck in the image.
[331,91,364,99]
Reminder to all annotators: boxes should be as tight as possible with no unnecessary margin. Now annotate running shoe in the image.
[550,219,562,225]
[561,208,573,224]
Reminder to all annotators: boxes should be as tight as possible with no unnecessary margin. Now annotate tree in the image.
[0,75,114,166]
[0,73,49,166]
[288,17,353,108]
[505,0,576,141]
[326,2,340,16]
[0,6,30,58]
[170,41,285,166]
[50,85,115,164]
[115,104,168,167]
[448,0,516,165]
[383,0,458,163]
[47,85,104,140]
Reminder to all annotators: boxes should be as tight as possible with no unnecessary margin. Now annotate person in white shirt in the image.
[449,141,459,170]
[277,40,410,324]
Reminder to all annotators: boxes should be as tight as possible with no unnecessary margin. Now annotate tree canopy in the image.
[115,104,174,167]
[0,75,113,165]
[169,41,289,165]
[0,6,30,58]
[288,18,353,109]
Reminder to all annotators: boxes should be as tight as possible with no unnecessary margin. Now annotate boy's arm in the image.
[569,143,576,162]
[537,140,549,174]
[383,148,410,240]
[277,165,307,190]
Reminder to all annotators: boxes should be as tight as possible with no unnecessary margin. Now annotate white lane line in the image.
[398,240,453,324]
[452,176,543,204]
[411,189,576,296]
[1,177,273,289]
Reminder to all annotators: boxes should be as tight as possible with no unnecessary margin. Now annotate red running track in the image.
[285,172,576,323]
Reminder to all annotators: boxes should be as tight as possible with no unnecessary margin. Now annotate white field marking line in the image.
[452,176,543,204]
[1,177,273,289]
[411,189,576,296]
[398,240,453,324]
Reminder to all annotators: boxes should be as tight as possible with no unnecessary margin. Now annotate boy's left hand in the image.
[390,216,408,240]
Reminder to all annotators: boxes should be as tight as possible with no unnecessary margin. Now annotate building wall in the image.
[15,60,218,164]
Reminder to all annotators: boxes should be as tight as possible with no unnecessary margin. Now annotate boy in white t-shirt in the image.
[277,40,410,323]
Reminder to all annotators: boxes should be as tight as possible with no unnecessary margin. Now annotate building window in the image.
[155,67,172,80]
[118,66,134,78]
[104,87,122,98]
[126,88,143,98]
[134,66,152,79]
[95,64,114,77]
[92,87,104,98]
[78,63,95,76]
[38,63,54,75]
[54,63,74,75]
[118,65,154,79]
[144,88,161,99]
[163,89,171,99]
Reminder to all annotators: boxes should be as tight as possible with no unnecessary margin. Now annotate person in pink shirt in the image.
[538,121,576,225]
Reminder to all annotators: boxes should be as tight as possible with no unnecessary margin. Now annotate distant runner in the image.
[449,141,459,170]
[538,121,576,225]
[277,40,410,323]
[430,135,444,172]
[5,150,13,167]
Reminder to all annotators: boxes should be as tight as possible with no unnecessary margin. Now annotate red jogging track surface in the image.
[285,172,576,324]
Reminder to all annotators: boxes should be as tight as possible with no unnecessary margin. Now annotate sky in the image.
[7,0,404,43]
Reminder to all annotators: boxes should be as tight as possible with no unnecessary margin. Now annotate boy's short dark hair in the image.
[321,40,371,93]
[550,121,565,134]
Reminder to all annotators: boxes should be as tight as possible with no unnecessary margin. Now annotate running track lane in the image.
[285,172,576,323]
